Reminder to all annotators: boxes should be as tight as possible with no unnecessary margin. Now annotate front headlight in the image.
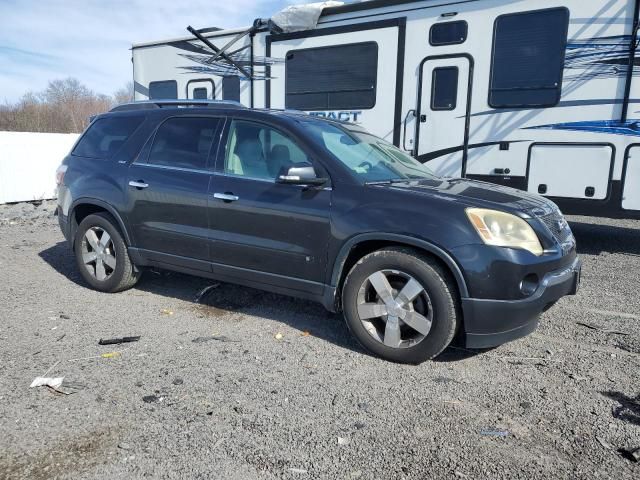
[465,208,543,256]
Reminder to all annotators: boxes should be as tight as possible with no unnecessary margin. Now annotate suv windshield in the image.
[300,119,437,183]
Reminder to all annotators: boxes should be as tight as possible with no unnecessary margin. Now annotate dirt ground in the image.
[0,203,638,479]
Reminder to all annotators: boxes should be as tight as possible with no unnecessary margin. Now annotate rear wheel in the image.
[342,247,459,364]
[74,212,140,292]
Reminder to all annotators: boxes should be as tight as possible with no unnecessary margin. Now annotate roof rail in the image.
[110,99,245,112]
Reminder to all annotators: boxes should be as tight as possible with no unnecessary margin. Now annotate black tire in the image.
[342,247,459,364]
[74,212,140,292]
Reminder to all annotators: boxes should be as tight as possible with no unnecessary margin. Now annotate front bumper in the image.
[461,256,581,348]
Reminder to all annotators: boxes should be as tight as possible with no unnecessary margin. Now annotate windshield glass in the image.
[300,119,437,183]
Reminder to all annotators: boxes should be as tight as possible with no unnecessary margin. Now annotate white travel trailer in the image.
[132,0,640,219]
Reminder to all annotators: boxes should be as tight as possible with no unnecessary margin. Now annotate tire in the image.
[342,247,460,364]
[74,212,140,293]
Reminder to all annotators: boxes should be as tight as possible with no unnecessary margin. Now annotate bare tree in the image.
[0,77,127,134]
[112,81,134,105]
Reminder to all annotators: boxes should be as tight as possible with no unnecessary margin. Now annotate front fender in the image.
[330,232,470,298]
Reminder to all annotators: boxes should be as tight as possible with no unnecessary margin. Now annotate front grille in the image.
[538,212,573,244]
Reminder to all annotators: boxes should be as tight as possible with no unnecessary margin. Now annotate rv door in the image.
[415,56,471,178]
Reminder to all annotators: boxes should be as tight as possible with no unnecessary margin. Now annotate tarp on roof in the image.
[271,1,344,33]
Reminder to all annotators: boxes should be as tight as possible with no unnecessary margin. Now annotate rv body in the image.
[132,0,640,219]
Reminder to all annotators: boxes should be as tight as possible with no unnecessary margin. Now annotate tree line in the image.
[0,78,134,134]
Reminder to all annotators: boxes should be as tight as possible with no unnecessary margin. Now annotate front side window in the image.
[148,117,220,170]
[285,42,378,110]
[72,115,144,159]
[224,120,309,181]
[489,8,569,108]
[301,119,436,183]
[149,80,178,99]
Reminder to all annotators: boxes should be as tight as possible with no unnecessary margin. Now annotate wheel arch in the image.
[330,233,470,302]
[69,198,131,249]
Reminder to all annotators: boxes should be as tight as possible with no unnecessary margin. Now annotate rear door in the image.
[207,119,331,290]
[415,56,471,177]
[127,115,222,270]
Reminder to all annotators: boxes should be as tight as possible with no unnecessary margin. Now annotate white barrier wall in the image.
[0,131,79,204]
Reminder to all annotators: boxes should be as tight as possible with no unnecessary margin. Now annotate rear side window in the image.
[489,8,569,108]
[431,67,459,110]
[285,42,378,110]
[148,117,220,170]
[430,21,468,46]
[149,80,178,99]
[72,116,144,159]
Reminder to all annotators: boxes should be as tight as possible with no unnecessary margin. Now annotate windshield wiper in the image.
[364,178,409,186]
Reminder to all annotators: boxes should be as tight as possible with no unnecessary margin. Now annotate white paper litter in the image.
[30,376,64,389]
[271,1,344,32]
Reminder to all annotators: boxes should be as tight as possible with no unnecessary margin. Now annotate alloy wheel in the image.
[356,269,433,348]
[81,226,116,281]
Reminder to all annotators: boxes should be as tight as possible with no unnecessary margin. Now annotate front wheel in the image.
[342,247,460,364]
[74,212,140,292]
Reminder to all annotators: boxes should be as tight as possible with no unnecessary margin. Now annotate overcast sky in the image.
[0,0,310,102]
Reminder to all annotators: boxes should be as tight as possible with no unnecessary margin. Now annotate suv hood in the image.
[378,177,559,217]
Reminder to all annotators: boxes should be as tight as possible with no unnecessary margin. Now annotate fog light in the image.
[520,274,539,296]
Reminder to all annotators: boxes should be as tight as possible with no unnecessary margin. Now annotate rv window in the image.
[192,88,208,100]
[431,67,459,111]
[223,76,240,102]
[285,42,378,110]
[148,117,220,170]
[489,8,569,108]
[429,21,468,46]
[72,116,144,159]
[149,80,178,100]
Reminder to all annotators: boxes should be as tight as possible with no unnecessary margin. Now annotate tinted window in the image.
[430,21,468,46]
[224,120,309,181]
[193,87,208,99]
[431,67,459,111]
[72,116,144,159]
[285,42,378,110]
[222,76,240,102]
[149,80,178,99]
[490,8,569,108]
[148,117,220,170]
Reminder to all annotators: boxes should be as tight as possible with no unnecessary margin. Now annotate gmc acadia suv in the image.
[56,100,581,363]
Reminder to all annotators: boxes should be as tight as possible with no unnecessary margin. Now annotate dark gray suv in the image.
[56,100,581,363]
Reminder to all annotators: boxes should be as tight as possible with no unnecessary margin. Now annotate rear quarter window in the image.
[72,116,144,159]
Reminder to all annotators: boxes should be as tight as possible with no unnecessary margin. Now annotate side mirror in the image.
[277,162,328,186]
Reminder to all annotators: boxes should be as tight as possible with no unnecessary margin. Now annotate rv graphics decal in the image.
[168,40,283,80]
[525,119,640,137]
[564,35,638,81]
[309,111,362,122]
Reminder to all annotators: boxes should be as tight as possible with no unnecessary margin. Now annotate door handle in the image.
[129,180,149,189]
[213,192,239,202]
[402,109,416,153]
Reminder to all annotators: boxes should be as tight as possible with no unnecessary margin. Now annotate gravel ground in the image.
[0,202,638,479]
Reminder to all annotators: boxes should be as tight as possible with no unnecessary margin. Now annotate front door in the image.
[415,56,471,177]
[208,119,331,290]
[127,116,222,270]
